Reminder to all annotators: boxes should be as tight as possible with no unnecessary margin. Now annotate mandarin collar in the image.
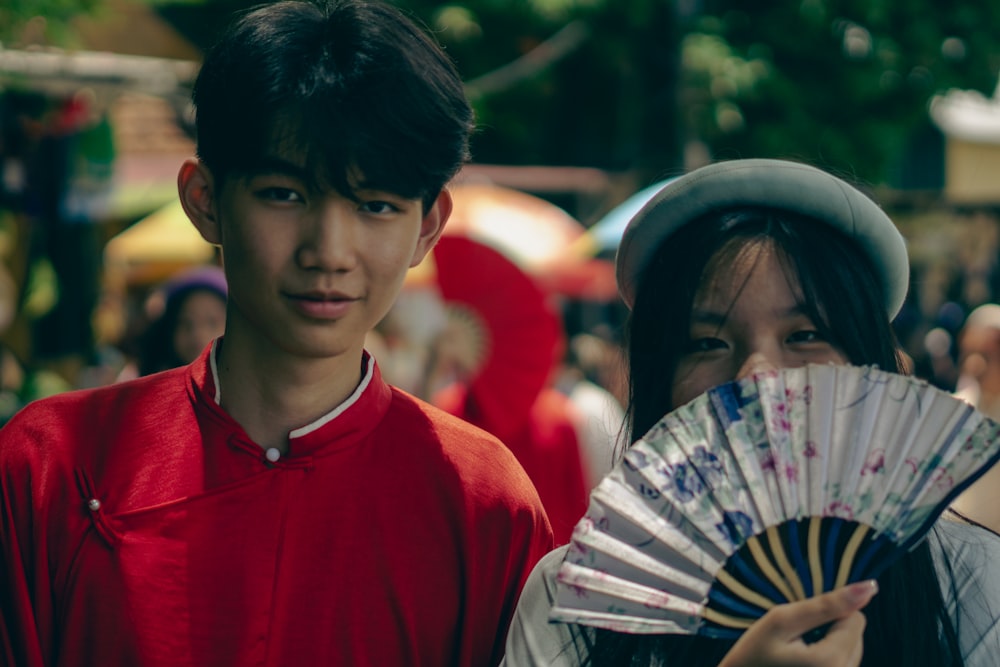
[187,339,393,457]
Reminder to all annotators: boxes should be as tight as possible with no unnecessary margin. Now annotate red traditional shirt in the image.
[434,385,590,546]
[0,343,554,667]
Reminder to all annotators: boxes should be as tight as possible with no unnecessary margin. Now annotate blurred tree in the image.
[410,0,685,178]
[13,0,1000,186]
[405,0,1000,185]
[679,0,1000,185]
[1,0,106,45]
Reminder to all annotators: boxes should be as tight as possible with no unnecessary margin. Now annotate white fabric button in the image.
[87,498,101,511]
[265,448,281,463]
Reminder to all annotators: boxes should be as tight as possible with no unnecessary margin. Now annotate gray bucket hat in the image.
[614,158,910,317]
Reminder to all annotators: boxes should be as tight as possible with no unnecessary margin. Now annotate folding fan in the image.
[550,364,1000,639]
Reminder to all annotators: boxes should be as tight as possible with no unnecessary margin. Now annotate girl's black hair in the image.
[624,209,905,444]
[192,0,474,211]
[137,285,226,377]
[579,209,961,666]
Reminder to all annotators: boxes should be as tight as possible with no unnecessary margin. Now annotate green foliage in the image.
[12,0,1000,186]
[680,0,1000,183]
[404,0,683,176]
[0,0,104,45]
[404,0,1000,185]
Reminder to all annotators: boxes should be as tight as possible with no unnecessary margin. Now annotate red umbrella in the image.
[445,182,618,301]
[411,235,563,437]
[406,235,590,543]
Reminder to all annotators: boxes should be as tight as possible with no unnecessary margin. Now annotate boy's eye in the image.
[257,187,303,202]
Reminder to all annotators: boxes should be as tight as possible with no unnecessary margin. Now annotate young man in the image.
[0,2,554,666]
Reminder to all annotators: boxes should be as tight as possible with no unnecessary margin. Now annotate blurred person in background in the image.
[892,299,965,392]
[949,303,1000,537]
[395,234,590,545]
[953,303,1000,417]
[136,265,227,376]
[553,332,625,489]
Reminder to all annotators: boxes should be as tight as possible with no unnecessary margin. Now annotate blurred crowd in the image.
[896,207,1000,398]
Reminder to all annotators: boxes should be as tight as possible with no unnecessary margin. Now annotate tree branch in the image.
[464,20,590,99]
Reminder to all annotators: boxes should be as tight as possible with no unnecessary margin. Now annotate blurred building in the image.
[0,0,199,383]
[931,80,1000,207]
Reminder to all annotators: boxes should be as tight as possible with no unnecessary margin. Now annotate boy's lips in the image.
[285,290,359,319]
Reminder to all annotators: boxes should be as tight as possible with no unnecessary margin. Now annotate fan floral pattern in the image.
[550,364,1000,637]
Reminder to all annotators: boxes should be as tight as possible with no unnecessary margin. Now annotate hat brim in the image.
[614,159,909,318]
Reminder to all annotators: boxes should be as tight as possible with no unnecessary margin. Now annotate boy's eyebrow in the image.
[247,156,311,181]
[243,158,411,200]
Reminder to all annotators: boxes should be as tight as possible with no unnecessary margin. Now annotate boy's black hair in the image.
[582,209,962,667]
[192,0,474,210]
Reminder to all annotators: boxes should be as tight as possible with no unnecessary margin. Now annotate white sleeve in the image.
[501,546,592,667]
[931,517,1000,667]
[569,382,625,489]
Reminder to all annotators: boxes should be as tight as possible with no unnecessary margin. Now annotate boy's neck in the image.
[212,336,367,452]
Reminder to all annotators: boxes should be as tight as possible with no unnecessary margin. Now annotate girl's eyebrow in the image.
[690,303,810,326]
[689,309,727,327]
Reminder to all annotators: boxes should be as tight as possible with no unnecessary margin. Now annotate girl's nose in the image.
[735,351,780,381]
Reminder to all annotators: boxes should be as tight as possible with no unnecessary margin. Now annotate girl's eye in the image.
[787,330,824,344]
[686,337,728,353]
[257,187,303,203]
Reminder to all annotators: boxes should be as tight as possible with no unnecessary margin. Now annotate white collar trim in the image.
[208,342,375,439]
[290,354,375,439]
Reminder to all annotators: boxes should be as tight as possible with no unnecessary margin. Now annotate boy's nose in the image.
[298,205,358,271]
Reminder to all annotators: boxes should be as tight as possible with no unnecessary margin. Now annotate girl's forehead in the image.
[698,237,769,286]
[694,240,804,308]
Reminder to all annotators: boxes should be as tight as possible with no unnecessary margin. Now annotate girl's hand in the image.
[718,580,878,667]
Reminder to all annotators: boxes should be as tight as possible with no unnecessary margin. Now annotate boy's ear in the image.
[410,188,453,268]
[178,158,222,245]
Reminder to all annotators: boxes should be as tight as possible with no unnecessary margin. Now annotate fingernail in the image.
[846,579,878,604]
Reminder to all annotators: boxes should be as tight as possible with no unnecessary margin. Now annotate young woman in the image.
[137,265,228,376]
[502,159,1000,666]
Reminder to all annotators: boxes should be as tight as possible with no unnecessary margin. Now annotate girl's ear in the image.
[178,158,222,245]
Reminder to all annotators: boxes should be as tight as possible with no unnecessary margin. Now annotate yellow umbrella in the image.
[103,199,217,286]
